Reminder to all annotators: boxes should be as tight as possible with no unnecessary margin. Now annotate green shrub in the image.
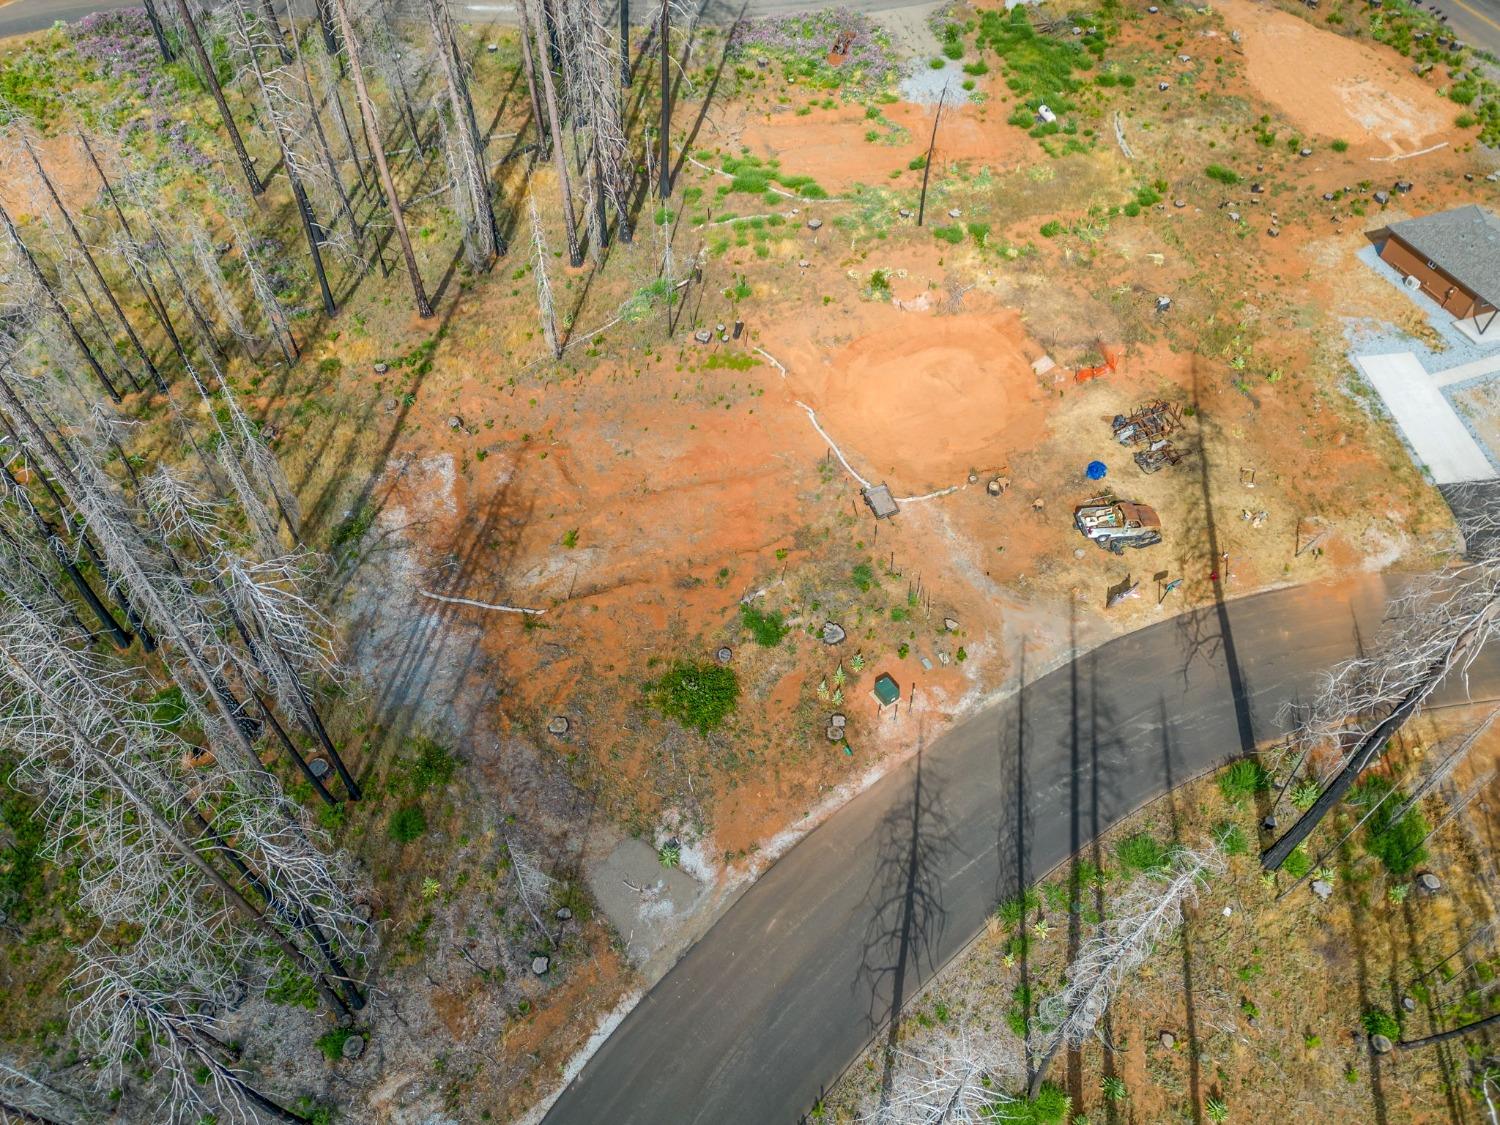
[966,222,991,245]
[1354,776,1430,875]
[1101,1075,1128,1102]
[407,738,456,794]
[389,805,427,843]
[996,887,1040,927]
[740,602,789,646]
[851,562,876,591]
[1331,138,1350,152]
[928,57,946,69]
[1205,163,1240,185]
[1218,759,1269,805]
[1362,1007,1400,1040]
[991,1082,1071,1123]
[645,661,740,734]
[932,225,964,244]
[963,60,989,76]
[1115,832,1169,872]
[943,41,964,60]
[1291,779,1321,810]
[908,154,927,170]
[1039,220,1065,238]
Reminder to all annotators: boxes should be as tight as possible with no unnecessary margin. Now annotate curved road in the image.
[543,576,1500,1124]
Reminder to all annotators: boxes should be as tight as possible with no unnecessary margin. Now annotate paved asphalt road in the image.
[542,575,1500,1125]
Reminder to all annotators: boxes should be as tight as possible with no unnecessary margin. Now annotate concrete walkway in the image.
[1356,352,1497,483]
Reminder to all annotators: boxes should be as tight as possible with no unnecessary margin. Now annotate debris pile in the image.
[1111,400,1190,474]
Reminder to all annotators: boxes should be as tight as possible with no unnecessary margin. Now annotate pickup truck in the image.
[1074,495,1163,553]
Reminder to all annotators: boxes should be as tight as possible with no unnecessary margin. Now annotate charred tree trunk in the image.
[173,0,263,196]
[619,0,629,87]
[330,0,434,317]
[143,0,175,62]
[0,199,120,403]
[658,0,670,200]
[23,137,165,393]
[516,1,547,159]
[424,0,502,265]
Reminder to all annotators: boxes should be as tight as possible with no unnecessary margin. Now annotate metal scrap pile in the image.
[1111,400,1189,474]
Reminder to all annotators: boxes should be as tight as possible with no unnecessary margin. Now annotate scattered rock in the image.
[381,396,398,413]
[830,713,847,729]
[826,725,845,743]
[947,208,961,218]
[1401,996,1416,1013]
[1227,211,1241,222]
[1147,4,1159,10]
[308,757,331,780]
[1394,179,1413,193]
[1311,879,1333,901]
[1323,192,1336,201]
[1159,1031,1176,1048]
[987,478,1003,496]
[216,241,232,254]
[373,362,389,374]
[354,902,373,923]
[1371,1034,1394,1054]
[447,415,464,430]
[1299,147,1312,157]
[807,217,823,230]
[547,716,571,737]
[943,618,959,632]
[556,906,573,921]
[1172,198,1186,208]
[898,208,913,218]
[1074,547,1086,559]
[1374,190,1390,205]
[715,645,733,664]
[531,955,551,976]
[487,42,498,51]
[695,329,712,343]
[1250,182,1264,194]
[1156,295,1173,313]
[798,259,811,269]
[821,621,847,645]
[716,323,727,333]
[1267,226,1280,238]
[1416,871,1442,894]
[1261,815,1277,830]
[342,1034,366,1061]
[1157,81,1170,91]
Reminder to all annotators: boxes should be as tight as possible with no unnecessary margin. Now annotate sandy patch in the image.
[738,99,1038,193]
[0,131,100,221]
[1220,0,1454,153]
[778,303,1050,494]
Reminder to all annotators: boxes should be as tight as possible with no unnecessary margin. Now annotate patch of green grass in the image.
[1039,220,1064,238]
[1115,832,1169,873]
[562,528,579,548]
[329,502,376,553]
[990,1081,1071,1123]
[316,1028,357,1062]
[997,887,1040,927]
[851,562,876,592]
[1205,163,1241,185]
[703,352,761,371]
[1218,759,1270,805]
[740,602,789,646]
[645,661,740,734]
[976,5,1106,131]
[931,225,964,244]
[1331,138,1350,152]
[1362,1007,1400,1040]
[406,738,457,795]
[1282,843,1312,880]
[147,685,189,731]
[1214,821,1249,856]
[266,964,319,1010]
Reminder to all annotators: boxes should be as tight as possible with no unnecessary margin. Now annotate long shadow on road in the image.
[542,576,1453,1125]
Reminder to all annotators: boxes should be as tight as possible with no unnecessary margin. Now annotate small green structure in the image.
[872,673,900,707]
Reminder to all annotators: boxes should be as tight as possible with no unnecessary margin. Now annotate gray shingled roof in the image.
[1387,205,1500,306]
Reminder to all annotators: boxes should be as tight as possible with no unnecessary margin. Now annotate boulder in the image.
[807,218,823,230]
[1173,198,1187,208]
[532,955,551,976]
[1374,190,1390,205]
[947,209,962,219]
[1394,180,1413,193]
[556,906,574,921]
[373,362,389,375]
[1267,226,1280,238]
[715,646,733,664]
[1311,879,1333,901]
[821,621,847,645]
[1401,996,1416,1013]
[830,713,847,729]
[342,1034,366,1061]
[547,716,571,737]
[1417,871,1442,894]
[695,329,712,343]
[1371,1034,1394,1054]
[1159,1031,1175,1048]
[447,415,464,430]
[943,618,959,632]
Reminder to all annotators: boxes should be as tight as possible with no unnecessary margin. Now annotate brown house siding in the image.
[1379,235,1482,319]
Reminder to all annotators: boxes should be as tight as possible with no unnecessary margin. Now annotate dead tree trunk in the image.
[516,1,547,159]
[22,137,164,393]
[619,0,629,86]
[173,0,263,196]
[291,26,365,249]
[424,0,501,267]
[1400,1011,1500,1050]
[330,0,434,317]
[0,199,120,403]
[528,197,559,357]
[143,0,175,62]
[232,0,338,318]
[77,133,189,373]
[522,0,581,266]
